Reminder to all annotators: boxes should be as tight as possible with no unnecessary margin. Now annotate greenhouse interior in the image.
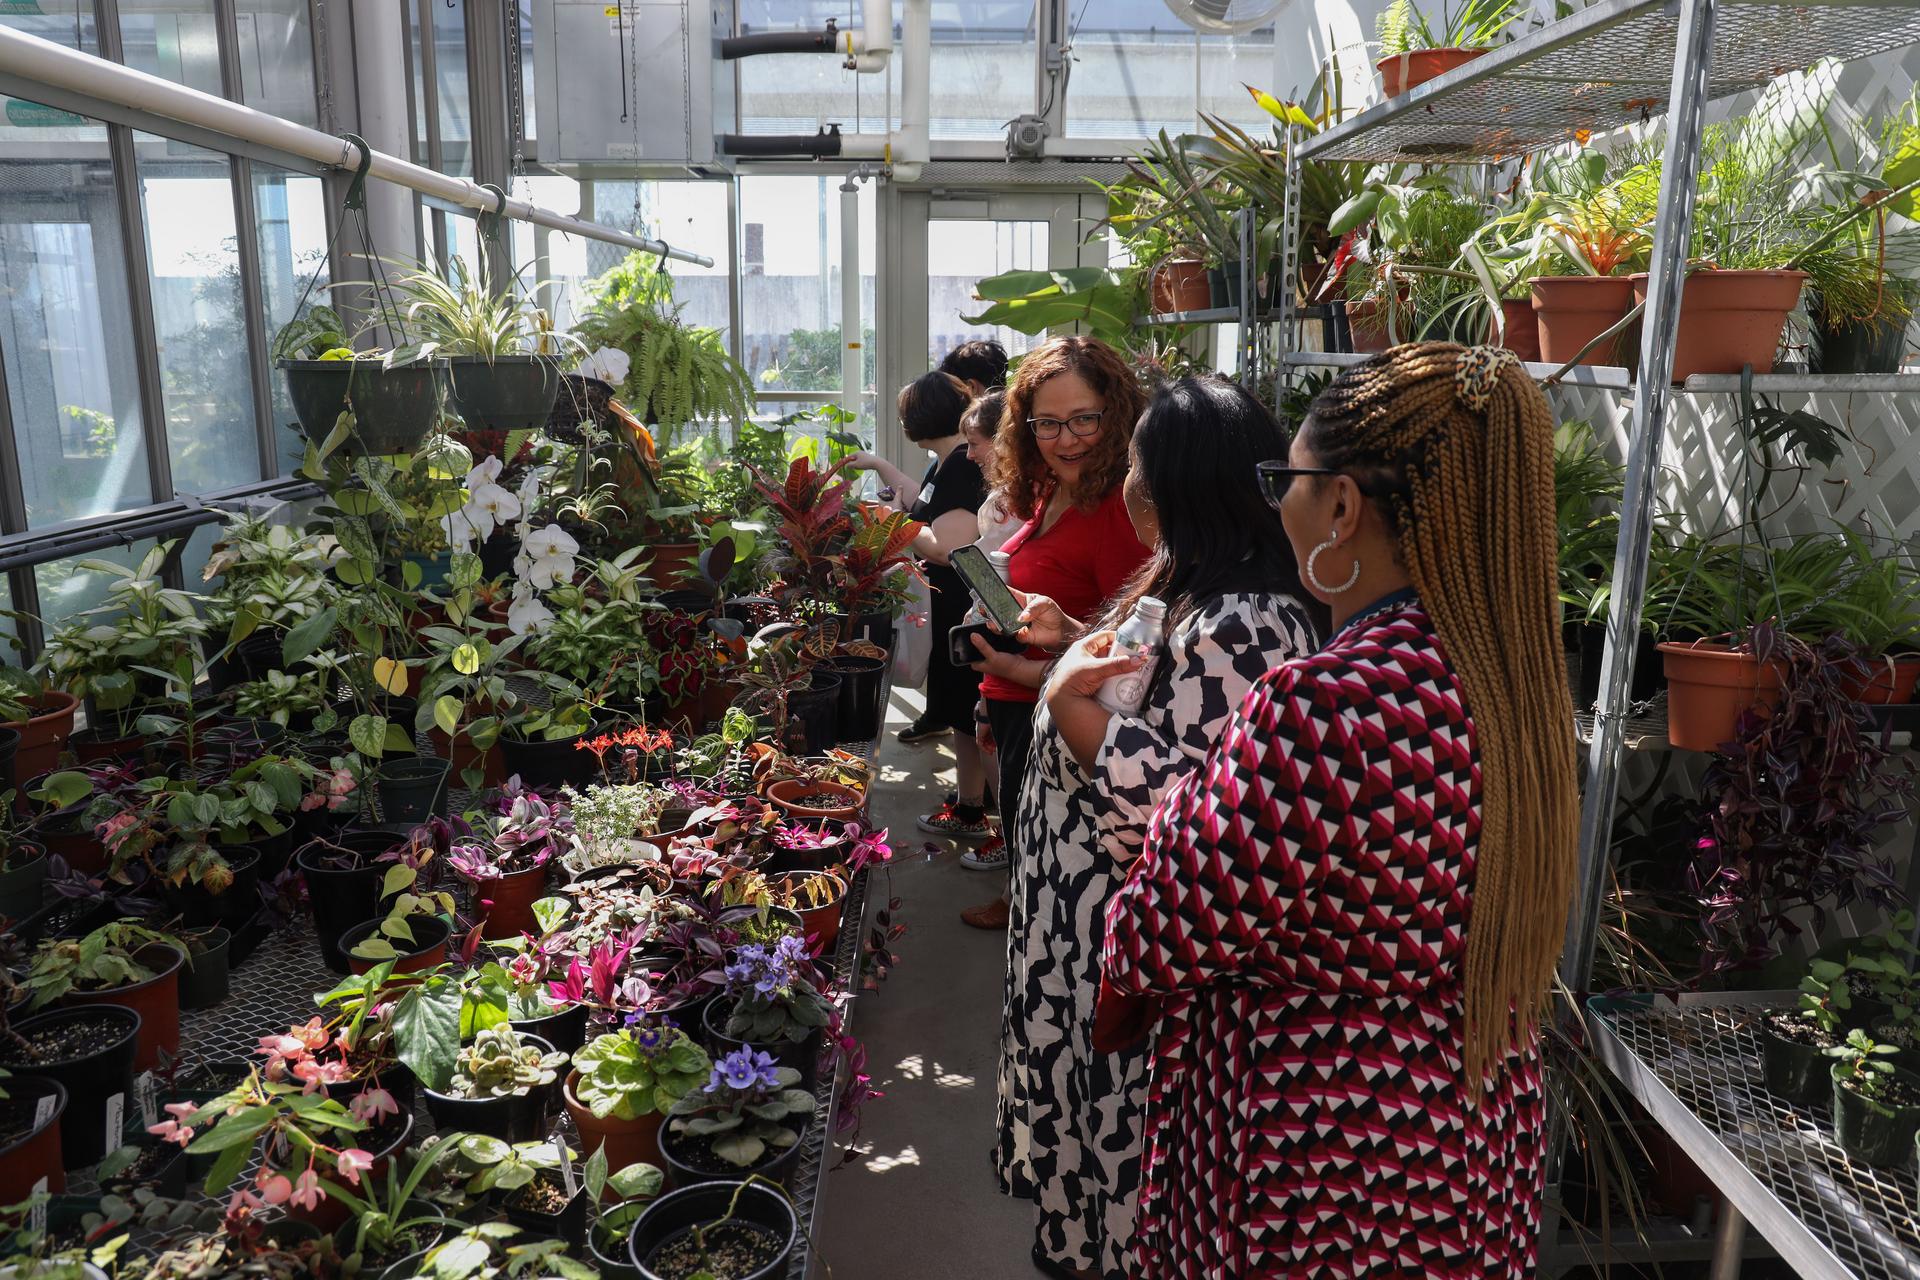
[9,0,1920,1277]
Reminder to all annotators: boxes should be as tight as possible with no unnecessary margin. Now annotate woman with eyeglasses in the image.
[960,337,1152,933]
[1098,344,1579,1278]
[992,375,1323,1280]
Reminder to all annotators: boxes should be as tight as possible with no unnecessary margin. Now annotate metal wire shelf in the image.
[1302,0,1920,164]
[1588,998,1920,1280]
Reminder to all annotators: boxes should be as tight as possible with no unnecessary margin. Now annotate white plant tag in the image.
[32,1093,56,1129]
[104,1091,124,1144]
[28,1184,46,1235]
[552,1126,577,1199]
[136,1070,158,1126]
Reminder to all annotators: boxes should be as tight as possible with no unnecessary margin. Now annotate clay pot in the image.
[4,692,78,784]
[428,725,508,791]
[1658,641,1785,752]
[0,1075,66,1205]
[778,870,848,952]
[644,542,701,589]
[466,861,552,940]
[1531,275,1634,367]
[1344,298,1396,353]
[766,780,864,822]
[1629,269,1807,381]
[1375,46,1486,97]
[1498,298,1541,362]
[62,943,184,1072]
[1149,259,1212,314]
[564,1070,665,1187]
[1842,655,1920,705]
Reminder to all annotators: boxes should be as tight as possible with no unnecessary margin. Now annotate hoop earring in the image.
[1306,533,1361,596]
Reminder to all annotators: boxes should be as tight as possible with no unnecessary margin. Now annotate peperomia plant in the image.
[449,1026,567,1099]
[666,1048,813,1168]
[570,1022,712,1121]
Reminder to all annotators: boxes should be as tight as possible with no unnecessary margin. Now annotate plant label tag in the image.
[28,1184,46,1235]
[551,1126,577,1199]
[105,1091,124,1143]
[33,1093,55,1128]
[136,1070,158,1126]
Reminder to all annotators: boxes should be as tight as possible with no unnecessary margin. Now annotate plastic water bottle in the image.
[1096,596,1166,715]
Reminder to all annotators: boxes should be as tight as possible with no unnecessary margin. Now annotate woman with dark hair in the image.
[993,375,1323,1279]
[940,338,1009,395]
[961,336,1153,929]
[847,371,992,837]
[1101,344,1578,1277]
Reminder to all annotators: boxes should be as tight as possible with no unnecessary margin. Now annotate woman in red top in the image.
[960,335,1150,931]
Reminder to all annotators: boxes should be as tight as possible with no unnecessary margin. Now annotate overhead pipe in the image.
[722,0,892,72]
[719,126,843,158]
[840,176,862,423]
[0,23,713,267]
[840,0,928,182]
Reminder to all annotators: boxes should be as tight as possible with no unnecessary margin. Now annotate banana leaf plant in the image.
[960,268,1136,347]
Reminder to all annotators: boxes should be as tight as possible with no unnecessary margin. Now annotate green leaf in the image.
[202,1137,252,1198]
[711,1132,765,1166]
[351,937,398,960]
[349,713,389,760]
[31,770,94,809]
[1327,187,1382,236]
[392,981,463,1092]
[382,724,416,755]
[402,558,424,591]
[433,695,462,736]
[451,643,480,676]
[336,556,378,586]
[318,412,354,461]
[583,1146,608,1203]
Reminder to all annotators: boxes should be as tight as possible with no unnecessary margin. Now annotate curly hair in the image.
[990,336,1146,522]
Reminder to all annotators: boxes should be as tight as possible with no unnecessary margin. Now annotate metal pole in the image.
[1708,1202,1746,1280]
[1274,122,1301,411]
[462,0,513,290]
[215,0,277,481]
[1558,0,1717,989]
[840,176,862,425]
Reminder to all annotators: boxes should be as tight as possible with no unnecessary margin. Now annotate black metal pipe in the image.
[719,126,843,159]
[720,23,839,59]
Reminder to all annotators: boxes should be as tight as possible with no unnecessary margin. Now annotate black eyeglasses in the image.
[1256,461,1339,510]
[1027,411,1104,441]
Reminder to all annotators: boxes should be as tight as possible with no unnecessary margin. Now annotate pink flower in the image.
[292,1017,330,1051]
[299,791,325,812]
[147,1117,193,1146]
[335,1148,374,1186]
[349,1087,398,1122]
[254,1168,292,1206]
[289,1168,323,1211]
[225,1187,265,1219]
[291,1056,348,1094]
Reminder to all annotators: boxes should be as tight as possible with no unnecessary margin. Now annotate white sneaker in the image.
[960,836,1008,871]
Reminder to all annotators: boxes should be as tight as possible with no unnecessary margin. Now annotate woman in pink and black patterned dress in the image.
[1099,343,1580,1279]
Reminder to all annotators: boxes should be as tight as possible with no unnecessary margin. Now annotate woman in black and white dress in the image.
[993,377,1325,1278]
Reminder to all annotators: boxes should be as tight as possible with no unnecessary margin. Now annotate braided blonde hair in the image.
[1304,342,1578,1083]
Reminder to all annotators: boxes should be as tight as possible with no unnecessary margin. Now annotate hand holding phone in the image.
[949,545,1024,633]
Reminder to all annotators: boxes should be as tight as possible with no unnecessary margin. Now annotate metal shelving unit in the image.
[1269,1,1920,1271]
[1134,209,1271,387]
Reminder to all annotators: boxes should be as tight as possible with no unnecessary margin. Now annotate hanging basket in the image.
[546,374,619,444]
[1657,641,1785,752]
[447,356,563,432]
[280,358,446,455]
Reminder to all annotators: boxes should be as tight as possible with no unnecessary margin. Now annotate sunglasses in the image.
[1256,461,1340,510]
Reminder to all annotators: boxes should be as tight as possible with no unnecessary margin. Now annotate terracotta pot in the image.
[1531,275,1634,367]
[0,1075,66,1205]
[766,780,864,822]
[72,729,143,765]
[1842,655,1920,705]
[1498,298,1541,362]
[467,861,552,940]
[1629,269,1807,381]
[1658,641,1785,752]
[564,1070,665,1193]
[28,811,105,876]
[61,943,184,1073]
[1343,298,1397,353]
[4,692,78,783]
[1149,259,1212,314]
[779,871,848,952]
[697,678,742,728]
[1376,46,1486,98]
[428,725,508,790]
[644,542,701,589]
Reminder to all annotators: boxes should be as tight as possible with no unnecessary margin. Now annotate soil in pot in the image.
[0,1006,139,1167]
[0,840,48,920]
[177,927,231,1011]
[341,914,453,976]
[1831,1063,1920,1168]
[628,1181,797,1280]
[767,780,863,822]
[332,1202,447,1278]
[1376,46,1485,97]
[4,691,78,783]
[1531,276,1634,367]
[372,756,451,824]
[61,942,184,1072]
[0,1075,67,1205]
[1759,1009,1840,1106]
[99,1132,188,1199]
[503,1175,588,1245]
[1658,641,1785,753]
[660,1118,804,1189]
[590,1202,648,1280]
[298,831,399,973]
[1629,269,1807,381]
[466,861,553,940]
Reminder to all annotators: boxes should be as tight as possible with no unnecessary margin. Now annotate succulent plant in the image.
[449,1027,567,1100]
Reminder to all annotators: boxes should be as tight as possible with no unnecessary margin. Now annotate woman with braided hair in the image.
[1098,342,1578,1278]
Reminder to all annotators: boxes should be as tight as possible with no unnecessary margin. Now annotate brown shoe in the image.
[960,897,1010,930]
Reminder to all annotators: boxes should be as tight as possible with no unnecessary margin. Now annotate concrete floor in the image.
[813,685,1034,1279]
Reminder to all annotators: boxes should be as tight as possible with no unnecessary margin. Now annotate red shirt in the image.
[981,486,1152,704]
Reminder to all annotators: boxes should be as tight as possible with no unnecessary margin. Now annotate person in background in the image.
[1100,344,1579,1278]
[953,388,1022,871]
[993,376,1324,1279]
[846,372,993,838]
[941,338,1009,397]
[960,335,1151,933]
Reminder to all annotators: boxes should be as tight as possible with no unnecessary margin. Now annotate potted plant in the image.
[22,920,186,1071]
[660,1048,813,1188]
[421,1026,567,1144]
[0,1071,67,1206]
[0,791,47,921]
[396,1221,597,1280]
[317,1125,456,1277]
[704,934,830,1077]
[416,624,531,792]
[625,1177,798,1280]
[0,1005,140,1167]
[1374,0,1524,97]
[0,667,78,786]
[583,1152,665,1276]
[565,1021,712,1176]
[771,869,849,951]
[496,697,597,793]
[443,1133,588,1245]
[296,827,414,974]
[231,669,332,732]
[386,256,570,433]
[1827,1030,1920,1167]
[451,783,570,939]
[467,947,590,1055]
[341,841,458,976]
[1759,959,1854,1105]
[176,926,231,1012]
[272,302,446,454]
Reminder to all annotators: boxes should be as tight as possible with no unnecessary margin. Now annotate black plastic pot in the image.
[786,672,841,756]
[502,1176,588,1245]
[237,826,297,882]
[332,1201,448,1279]
[0,839,47,920]
[628,1180,797,1279]
[1810,303,1908,374]
[498,729,598,790]
[1207,262,1245,310]
[340,914,453,975]
[822,654,886,745]
[234,631,286,683]
[15,896,116,948]
[100,1131,189,1199]
[1760,1020,1834,1107]
[373,756,451,824]
[281,358,447,455]
[178,927,231,1011]
[1573,624,1665,710]
[479,530,519,582]
[297,832,398,974]
[510,1001,590,1056]
[0,724,18,791]
[1,1006,141,1168]
[162,847,261,930]
[447,356,562,432]
[1831,1063,1920,1168]
[0,1074,66,1208]
[588,1202,648,1280]
[700,998,821,1082]
[421,1033,560,1143]
[659,1109,805,1190]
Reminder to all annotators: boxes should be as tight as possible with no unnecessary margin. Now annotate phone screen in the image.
[949,545,1025,634]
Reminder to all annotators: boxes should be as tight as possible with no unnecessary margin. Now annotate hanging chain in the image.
[504,0,526,176]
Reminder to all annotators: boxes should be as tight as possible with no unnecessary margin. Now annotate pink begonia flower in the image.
[335,1148,374,1186]
[292,1017,330,1051]
[255,1169,292,1206]
[349,1087,399,1122]
[147,1116,193,1146]
[289,1168,323,1212]
[226,1188,265,1218]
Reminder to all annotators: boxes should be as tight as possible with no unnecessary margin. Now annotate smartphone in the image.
[949,544,1025,633]
[950,623,1024,665]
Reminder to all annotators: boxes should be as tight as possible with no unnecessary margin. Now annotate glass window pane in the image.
[253,165,330,474]
[587,181,732,335]
[117,0,223,96]
[1065,1,1197,140]
[234,0,318,128]
[132,134,261,495]
[736,1,889,138]
[0,106,154,528]
[35,541,154,632]
[434,0,472,177]
[929,1,1039,140]
[738,176,875,393]
[519,4,536,146]
[930,218,1047,364]
[0,1,101,54]
[1198,29,1277,133]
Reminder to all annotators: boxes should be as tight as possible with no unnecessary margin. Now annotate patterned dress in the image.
[995,592,1319,1277]
[1100,592,1546,1279]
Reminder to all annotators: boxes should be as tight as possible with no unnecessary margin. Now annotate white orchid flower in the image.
[520,523,580,590]
[506,586,555,635]
[464,482,522,543]
[517,464,553,506]
[441,511,476,553]
[577,346,631,385]
[465,455,505,489]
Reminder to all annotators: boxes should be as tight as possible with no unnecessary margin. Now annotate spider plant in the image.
[381,255,579,365]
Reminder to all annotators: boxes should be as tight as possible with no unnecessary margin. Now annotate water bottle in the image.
[1096,596,1166,715]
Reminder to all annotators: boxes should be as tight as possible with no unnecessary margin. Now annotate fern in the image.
[1377,0,1420,57]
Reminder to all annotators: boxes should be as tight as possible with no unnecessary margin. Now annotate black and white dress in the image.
[993,591,1319,1276]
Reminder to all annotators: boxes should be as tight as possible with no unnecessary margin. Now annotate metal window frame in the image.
[216,0,278,482]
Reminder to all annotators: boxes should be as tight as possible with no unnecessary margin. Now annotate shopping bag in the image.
[891,571,933,688]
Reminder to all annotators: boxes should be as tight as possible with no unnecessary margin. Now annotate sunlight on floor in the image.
[935,1067,976,1089]
[863,1145,923,1173]
[896,1053,924,1079]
